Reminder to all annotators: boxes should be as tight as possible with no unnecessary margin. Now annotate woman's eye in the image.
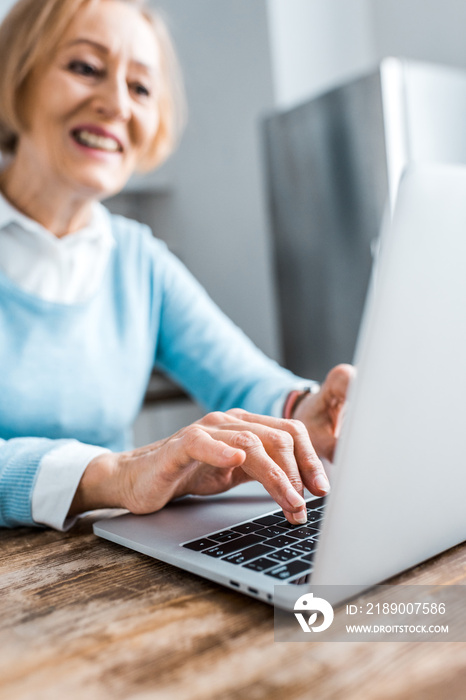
[132,83,150,98]
[67,60,101,77]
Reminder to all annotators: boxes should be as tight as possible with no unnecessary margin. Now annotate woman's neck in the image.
[0,162,95,238]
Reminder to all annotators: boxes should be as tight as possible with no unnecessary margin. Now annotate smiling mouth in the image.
[72,129,122,153]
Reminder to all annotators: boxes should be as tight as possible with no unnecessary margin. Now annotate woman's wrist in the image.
[68,451,122,516]
[283,385,320,420]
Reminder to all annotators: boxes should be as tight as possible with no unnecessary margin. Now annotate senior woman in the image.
[0,0,352,531]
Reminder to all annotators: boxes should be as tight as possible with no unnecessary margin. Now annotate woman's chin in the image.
[68,170,129,200]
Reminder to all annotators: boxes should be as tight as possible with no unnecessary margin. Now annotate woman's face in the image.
[17,0,161,198]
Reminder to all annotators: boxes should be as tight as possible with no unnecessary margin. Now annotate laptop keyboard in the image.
[181,497,326,584]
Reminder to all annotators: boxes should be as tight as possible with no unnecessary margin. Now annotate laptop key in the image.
[265,510,292,523]
[258,525,288,537]
[210,530,242,543]
[265,534,299,548]
[306,497,326,509]
[252,514,283,526]
[182,537,219,551]
[285,525,320,540]
[293,540,318,553]
[306,511,323,524]
[231,522,265,535]
[222,543,275,565]
[203,534,266,558]
[266,559,311,580]
[276,519,305,530]
[243,557,277,572]
[268,547,302,562]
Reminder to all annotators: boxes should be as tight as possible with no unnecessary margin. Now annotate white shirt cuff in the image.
[32,441,111,531]
[270,381,320,418]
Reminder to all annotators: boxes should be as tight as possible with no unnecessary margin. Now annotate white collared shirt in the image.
[0,192,114,529]
[0,193,116,304]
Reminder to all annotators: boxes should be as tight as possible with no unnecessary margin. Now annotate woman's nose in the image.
[93,75,131,121]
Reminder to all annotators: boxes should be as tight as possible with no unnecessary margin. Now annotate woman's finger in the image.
[169,425,247,473]
[211,419,304,492]
[224,409,330,497]
[207,428,307,524]
[321,363,355,407]
[199,410,307,496]
[200,414,309,523]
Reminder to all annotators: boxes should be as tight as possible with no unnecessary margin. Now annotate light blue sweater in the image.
[0,212,304,528]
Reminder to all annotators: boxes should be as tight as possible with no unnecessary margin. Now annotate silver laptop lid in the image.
[310,163,466,589]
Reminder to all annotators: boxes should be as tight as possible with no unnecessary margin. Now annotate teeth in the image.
[74,129,120,152]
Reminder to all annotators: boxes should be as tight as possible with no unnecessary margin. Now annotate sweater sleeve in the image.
[154,246,318,414]
[0,437,107,529]
[0,437,64,527]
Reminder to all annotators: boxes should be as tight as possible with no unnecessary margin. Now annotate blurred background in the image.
[2,0,466,444]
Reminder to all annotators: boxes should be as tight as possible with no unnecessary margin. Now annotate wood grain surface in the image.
[1,514,465,700]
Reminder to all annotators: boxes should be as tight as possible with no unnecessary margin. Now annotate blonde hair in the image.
[0,0,185,171]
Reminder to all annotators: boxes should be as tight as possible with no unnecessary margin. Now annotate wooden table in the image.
[1,514,465,700]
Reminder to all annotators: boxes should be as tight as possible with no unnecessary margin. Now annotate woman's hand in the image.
[292,364,355,461]
[69,409,333,525]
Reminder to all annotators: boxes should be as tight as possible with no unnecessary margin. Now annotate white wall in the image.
[266,0,466,107]
[267,0,377,109]
[370,0,466,70]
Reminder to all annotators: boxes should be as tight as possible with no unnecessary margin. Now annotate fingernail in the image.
[223,445,241,458]
[314,474,330,493]
[294,508,307,524]
[285,486,306,509]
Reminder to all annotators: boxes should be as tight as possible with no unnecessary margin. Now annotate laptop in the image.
[94,164,466,609]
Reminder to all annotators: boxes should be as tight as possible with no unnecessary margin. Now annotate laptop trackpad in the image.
[94,481,283,545]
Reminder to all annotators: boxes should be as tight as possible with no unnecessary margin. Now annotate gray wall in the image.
[143,0,280,360]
